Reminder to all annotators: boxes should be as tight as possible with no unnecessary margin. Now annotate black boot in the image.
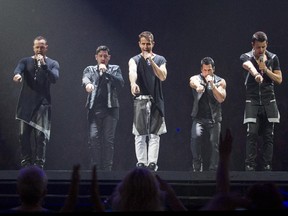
[34,157,45,169]
[21,155,32,168]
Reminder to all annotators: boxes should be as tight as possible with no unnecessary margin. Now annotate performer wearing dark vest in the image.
[189,57,226,171]
[240,31,282,171]
[128,31,167,171]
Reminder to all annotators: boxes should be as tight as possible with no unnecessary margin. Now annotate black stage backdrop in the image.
[0,0,288,171]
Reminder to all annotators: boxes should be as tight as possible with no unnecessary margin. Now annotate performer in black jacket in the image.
[82,45,124,171]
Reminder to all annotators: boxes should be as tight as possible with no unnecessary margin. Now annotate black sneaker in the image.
[263,164,272,171]
[148,163,157,171]
[192,163,203,172]
[245,165,255,171]
[136,163,146,168]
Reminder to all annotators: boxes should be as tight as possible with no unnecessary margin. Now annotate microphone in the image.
[37,59,41,68]
[99,68,104,76]
[259,55,264,75]
[259,55,264,63]
[207,82,212,90]
[146,58,151,66]
[36,54,42,68]
[205,75,213,90]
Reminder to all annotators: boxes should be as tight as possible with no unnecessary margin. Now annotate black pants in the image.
[88,108,118,171]
[190,120,221,171]
[19,121,47,168]
[245,107,274,169]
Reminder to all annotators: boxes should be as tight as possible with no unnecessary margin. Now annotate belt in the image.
[135,95,153,100]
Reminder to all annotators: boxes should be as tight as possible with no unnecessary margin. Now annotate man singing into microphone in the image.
[12,36,60,169]
[128,31,167,171]
[82,45,124,171]
[189,57,226,172]
[240,31,282,171]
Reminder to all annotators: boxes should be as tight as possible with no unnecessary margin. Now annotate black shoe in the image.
[136,163,146,168]
[21,160,32,168]
[192,163,203,172]
[34,159,45,169]
[148,163,157,171]
[263,164,272,171]
[245,165,255,171]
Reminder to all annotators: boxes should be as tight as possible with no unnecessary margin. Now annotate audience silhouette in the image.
[6,165,53,213]
[202,129,287,211]
[1,132,288,212]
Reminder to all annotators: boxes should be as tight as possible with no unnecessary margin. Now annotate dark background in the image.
[0,0,287,171]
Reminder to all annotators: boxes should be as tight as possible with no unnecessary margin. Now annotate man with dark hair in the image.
[240,31,282,171]
[189,57,226,172]
[82,45,124,171]
[13,36,60,169]
[128,31,167,171]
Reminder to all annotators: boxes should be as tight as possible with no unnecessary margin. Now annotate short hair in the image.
[201,57,215,70]
[139,31,154,42]
[17,165,48,205]
[252,31,268,43]
[34,36,47,44]
[96,45,110,55]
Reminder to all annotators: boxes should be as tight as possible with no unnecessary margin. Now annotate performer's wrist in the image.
[248,66,259,77]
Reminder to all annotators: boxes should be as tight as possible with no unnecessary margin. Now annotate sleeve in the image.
[46,60,60,84]
[272,55,281,71]
[82,66,93,87]
[105,65,124,89]
[240,53,250,63]
[13,58,26,75]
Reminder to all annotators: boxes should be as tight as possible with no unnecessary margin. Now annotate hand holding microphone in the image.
[98,64,107,76]
[143,51,152,65]
[36,54,45,68]
[259,55,264,62]
[205,75,214,90]
[37,59,41,68]
[258,55,266,74]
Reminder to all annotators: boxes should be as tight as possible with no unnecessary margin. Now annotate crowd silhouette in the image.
[0,129,287,212]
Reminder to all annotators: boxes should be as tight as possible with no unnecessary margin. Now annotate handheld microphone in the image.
[146,58,151,66]
[37,59,41,68]
[259,55,264,75]
[259,55,264,63]
[207,82,212,90]
[99,68,103,76]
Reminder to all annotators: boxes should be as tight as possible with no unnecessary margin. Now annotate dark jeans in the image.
[245,107,274,169]
[88,108,118,171]
[190,120,221,171]
[19,121,47,168]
